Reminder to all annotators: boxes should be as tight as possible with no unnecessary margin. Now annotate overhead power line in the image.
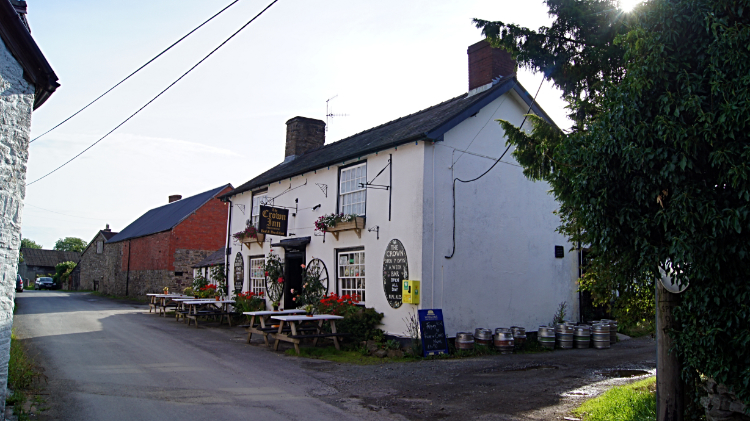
[29,0,240,144]
[27,0,280,187]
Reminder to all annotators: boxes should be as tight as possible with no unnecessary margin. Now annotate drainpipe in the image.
[224,198,233,294]
[125,240,132,296]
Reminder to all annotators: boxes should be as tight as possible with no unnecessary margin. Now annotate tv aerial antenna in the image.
[326,95,348,131]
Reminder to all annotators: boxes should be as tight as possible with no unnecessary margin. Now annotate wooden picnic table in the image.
[241,310,306,346]
[270,314,345,354]
[183,299,235,327]
[171,298,207,322]
[146,294,191,316]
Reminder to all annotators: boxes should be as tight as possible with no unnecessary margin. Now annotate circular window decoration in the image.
[306,258,329,293]
[382,239,408,309]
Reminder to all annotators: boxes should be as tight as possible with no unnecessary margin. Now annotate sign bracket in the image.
[359,154,392,221]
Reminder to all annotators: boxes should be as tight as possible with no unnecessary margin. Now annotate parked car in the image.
[35,277,54,290]
[15,275,23,293]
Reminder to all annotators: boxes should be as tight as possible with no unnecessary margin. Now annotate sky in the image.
[21,0,575,249]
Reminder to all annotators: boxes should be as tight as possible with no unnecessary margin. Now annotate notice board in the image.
[418,309,449,357]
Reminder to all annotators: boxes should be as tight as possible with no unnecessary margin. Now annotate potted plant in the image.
[264,251,284,311]
[233,224,264,246]
[314,213,365,240]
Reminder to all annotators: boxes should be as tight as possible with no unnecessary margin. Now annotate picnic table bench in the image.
[241,310,306,346]
[271,314,346,354]
[184,300,235,327]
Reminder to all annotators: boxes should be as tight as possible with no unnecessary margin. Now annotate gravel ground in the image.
[291,336,656,420]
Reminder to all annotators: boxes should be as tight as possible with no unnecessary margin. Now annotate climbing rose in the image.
[277,277,284,283]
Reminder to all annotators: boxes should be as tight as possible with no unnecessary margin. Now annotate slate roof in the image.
[21,249,80,268]
[222,75,557,199]
[192,247,226,268]
[102,231,117,241]
[0,0,59,109]
[107,184,231,243]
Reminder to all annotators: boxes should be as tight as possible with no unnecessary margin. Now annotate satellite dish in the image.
[659,265,689,294]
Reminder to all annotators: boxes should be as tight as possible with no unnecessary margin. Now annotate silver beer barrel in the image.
[474,328,493,347]
[592,323,610,349]
[510,326,526,349]
[493,331,515,354]
[537,326,556,349]
[573,325,591,349]
[455,332,475,350]
[555,323,574,349]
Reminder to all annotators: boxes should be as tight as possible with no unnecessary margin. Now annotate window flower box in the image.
[233,226,265,246]
[325,216,365,240]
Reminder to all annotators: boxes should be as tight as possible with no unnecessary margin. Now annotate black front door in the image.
[284,250,305,309]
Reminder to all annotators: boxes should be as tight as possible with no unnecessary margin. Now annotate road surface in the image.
[13,291,355,421]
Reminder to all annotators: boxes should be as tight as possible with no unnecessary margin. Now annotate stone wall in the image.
[701,378,750,421]
[0,34,35,419]
[79,232,111,290]
[98,241,123,296]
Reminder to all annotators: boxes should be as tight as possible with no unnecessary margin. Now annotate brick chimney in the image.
[103,224,111,233]
[468,40,517,91]
[285,117,325,160]
[169,195,182,203]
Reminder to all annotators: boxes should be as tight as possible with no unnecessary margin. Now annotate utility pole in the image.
[657,282,685,420]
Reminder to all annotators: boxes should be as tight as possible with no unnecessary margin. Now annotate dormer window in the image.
[339,163,366,216]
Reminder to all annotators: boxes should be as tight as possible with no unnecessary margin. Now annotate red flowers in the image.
[265,271,269,277]
[318,293,359,315]
[236,290,263,299]
[277,277,284,284]
[200,284,218,291]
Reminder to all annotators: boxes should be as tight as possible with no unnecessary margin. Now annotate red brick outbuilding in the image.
[103,184,232,296]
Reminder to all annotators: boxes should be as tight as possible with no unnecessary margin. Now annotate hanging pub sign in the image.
[418,309,449,357]
[382,239,408,309]
[258,205,289,236]
[233,252,244,294]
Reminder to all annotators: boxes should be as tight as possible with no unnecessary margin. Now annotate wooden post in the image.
[657,282,685,421]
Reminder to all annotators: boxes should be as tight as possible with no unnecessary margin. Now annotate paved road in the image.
[13,291,357,421]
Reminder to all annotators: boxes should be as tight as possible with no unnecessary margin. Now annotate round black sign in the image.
[233,252,244,294]
[382,239,408,309]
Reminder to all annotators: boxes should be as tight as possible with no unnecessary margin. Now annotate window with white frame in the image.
[249,257,265,294]
[251,192,268,227]
[339,163,366,216]
[96,241,103,254]
[338,250,365,302]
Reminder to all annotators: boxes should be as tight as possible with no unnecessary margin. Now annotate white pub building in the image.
[221,41,579,337]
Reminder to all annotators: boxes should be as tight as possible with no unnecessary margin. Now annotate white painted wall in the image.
[421,89,579,336]
[227,142,425,335]
[227,88,578,338]
[0,35,36,419]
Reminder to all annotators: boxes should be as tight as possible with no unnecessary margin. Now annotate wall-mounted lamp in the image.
[312,204,321,210]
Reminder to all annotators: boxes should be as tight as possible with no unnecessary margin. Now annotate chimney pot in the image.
[104,224,110,232]
[169,195,182,203]
[285,117,325,160]
[468,40,517,91]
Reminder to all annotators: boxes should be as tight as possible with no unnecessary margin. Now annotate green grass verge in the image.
[8,330,46,421]
[573,376,656,421]
[284,346,414,364]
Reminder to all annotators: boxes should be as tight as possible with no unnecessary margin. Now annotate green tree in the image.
[53,237,87,253]
[18,238,43,263]
[476,0,750,415]
[52,261,76,289]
